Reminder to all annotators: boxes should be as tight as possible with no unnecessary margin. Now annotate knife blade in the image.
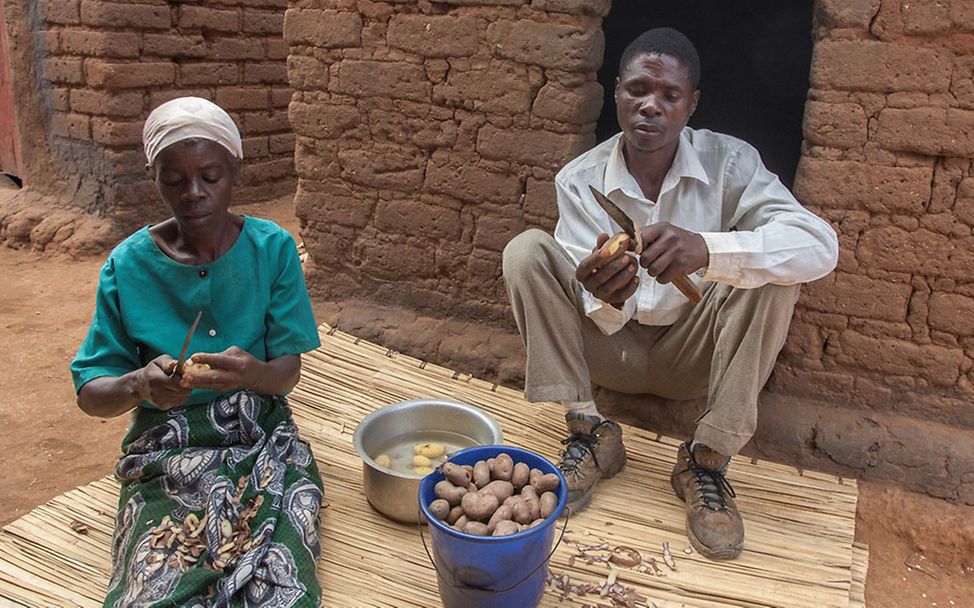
[171,310,203,377]
[588,185,703,305]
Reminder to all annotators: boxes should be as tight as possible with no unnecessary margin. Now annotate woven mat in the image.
[0,325,868,607]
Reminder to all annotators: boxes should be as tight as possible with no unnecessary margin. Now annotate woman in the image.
[71,97,323,607]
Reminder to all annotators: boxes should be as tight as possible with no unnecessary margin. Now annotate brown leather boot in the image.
[670,442,744,560]
[558,413,627,512]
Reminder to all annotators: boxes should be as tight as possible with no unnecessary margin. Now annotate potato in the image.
[413,466,434,475]
[529,468,543,487]
[503,495,520,507]
[520,485,538,502]
[463,521,490,536]
[511,462,530,490]
[461,464,474,476]
[540,492,558,518]
[453,515,469,531]
[492,520,519,537]
[468,483,479,493]
[412,455,432,468]
[414,442,447,458]
[532,473,561,494]
[447,505,464,525]
[182,359,211,377]
[442,462,472,487]
[486,457,496,472]
[524,496,541,521]
[492,453,514,481]
[528,518,546,529]
[487,504,513,534]
[511,497,534,525]
[428,499,451,521]
[374,454,391,468]
[434,480,467,507]
[461,491,499,522]
[472,461,491,488]
[479,480,514,503]
[602,232,630,256]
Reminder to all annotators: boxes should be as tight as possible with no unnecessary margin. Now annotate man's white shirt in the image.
[553,127,838,335]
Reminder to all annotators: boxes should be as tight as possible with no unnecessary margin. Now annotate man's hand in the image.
[178,346,256,393]
[141,355,192,411]
[637,223,708,285]
[575,232,639,307]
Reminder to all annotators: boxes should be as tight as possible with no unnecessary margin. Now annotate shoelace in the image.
[686,446,737,511]
[558,422,609,475]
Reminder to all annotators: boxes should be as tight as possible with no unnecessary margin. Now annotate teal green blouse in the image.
[70,216,321,408]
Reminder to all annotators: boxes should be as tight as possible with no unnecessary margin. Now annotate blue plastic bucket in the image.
[418,445,568,608]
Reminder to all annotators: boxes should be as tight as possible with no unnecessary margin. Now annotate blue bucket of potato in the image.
[418,445,567,608]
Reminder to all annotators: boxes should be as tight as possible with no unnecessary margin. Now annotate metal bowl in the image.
[353,398,503,523]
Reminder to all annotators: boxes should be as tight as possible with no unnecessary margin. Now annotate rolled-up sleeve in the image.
[699,144,839,288]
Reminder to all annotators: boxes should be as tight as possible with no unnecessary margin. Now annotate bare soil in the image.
[0,192,971,607]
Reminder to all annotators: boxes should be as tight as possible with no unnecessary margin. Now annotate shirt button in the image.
[199,269,208,278]
[208,329,217,337]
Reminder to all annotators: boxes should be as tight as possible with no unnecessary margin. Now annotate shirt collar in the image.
[604,129,711,203]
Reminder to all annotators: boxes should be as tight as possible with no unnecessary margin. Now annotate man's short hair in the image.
[619,27,701,89]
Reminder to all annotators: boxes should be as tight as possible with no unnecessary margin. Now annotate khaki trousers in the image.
[502,229,800,457]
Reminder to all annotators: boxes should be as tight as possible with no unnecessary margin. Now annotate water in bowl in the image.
[371,430,479,476]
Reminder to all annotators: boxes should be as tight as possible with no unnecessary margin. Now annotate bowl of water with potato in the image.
[352,398,504,523]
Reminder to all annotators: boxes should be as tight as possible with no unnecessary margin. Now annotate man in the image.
[502,28,837,560]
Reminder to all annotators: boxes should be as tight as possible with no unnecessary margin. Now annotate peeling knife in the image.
[588,185,703,305]
[171,311,203,377]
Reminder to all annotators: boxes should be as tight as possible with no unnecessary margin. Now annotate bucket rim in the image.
[419,444,568,543]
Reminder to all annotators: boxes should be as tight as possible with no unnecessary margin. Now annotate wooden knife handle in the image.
[673,275,703,305]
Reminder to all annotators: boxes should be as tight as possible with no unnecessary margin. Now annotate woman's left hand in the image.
[178,348,302,395]
[178,346,257,392]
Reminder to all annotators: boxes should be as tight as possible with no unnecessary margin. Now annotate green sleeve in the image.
[264,234,321,359]
[70,257,142,392]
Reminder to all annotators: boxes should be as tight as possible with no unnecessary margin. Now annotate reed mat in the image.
[0,325,867,607]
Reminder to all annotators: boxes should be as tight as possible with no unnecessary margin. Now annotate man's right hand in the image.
[575,232,640,307]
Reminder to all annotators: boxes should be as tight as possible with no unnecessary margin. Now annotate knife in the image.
[171,310,203,377]
[588,185,703,305]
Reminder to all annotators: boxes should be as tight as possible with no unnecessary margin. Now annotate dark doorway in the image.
[597,1,814,189]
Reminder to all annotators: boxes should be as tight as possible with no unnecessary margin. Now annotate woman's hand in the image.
[141,355,193,410]
[178,348,302,395]
[76,355,191,418]
[575,232,639,307]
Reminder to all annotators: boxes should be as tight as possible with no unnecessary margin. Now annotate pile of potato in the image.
[374,442,448,476]
[427,453,561,537]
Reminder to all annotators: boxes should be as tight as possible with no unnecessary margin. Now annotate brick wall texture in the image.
[286,0,609,321]
[37,0,294,228]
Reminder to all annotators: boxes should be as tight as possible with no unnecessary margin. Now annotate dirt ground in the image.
[1,191,972,607]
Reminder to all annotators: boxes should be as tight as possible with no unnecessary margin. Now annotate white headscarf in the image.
[142,97,244,166]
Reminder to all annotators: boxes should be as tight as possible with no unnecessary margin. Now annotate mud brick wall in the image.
[759,0,974,499]
[3,0,294,247]
[286,0,609,320]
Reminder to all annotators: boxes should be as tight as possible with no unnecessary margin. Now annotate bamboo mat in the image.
[0,324,868,607]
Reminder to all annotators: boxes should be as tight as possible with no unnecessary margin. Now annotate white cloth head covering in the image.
[142,97,243,166]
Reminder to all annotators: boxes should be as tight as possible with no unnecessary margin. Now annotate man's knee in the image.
[502,229,558,285]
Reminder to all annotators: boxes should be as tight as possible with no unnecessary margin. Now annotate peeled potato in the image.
[182,359,212,376]
[413,466,434,475]
[375,454,391,468]
[414,442,447,458]
[412,455,432,467]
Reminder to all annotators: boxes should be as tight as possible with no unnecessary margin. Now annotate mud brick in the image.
[267,38,290,60]
[794,159,931,214]
[269,133,295,154]
[270,87,292,107]
[802,273,912,322]
[70,89,143,117]
[239,109,291,133]
[802,101,868,149]
[956,0,974,31]
[294,180,374,228]
[433,64,534,114]
[338,144,426,190]
[477,124,591,170]
[289,101,359,138]
[839,331,962,387]
[242,136,270,159]
[287,55,330,91]
[86,60,176,89]
[523,177,557,219]
[44,57,84,84]
[178,5,240,32]
[374,198,462,239]
[243,10,284,34]
[875,107,974,157]
[486,20,604,71]
[474,212,526,252]
[180,63,239,86]
[283,9,363,48]
[50,87,70,112]
[209,38,267,61]
[80,1,171,30]
[814,0,881,29]
[810,40,951,93]
[142,34,209,59]
[532,80,603,124]
[60,30,140,58]
[215,87,270,110]
[387,15,480,57]
[42,0,81,25]
[244,63,288,84]
[425,151,522,205]
[50,112,90,139]
[241,158,293,183]
[929,293,974,335]
[91,118,144,147]
[333,59,429,102]
[902,0,950,34]
[149,88,212,109]
[541,0,610,16]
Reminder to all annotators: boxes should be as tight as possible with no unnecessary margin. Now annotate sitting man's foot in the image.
[670,441,744,560]
[558,413,627,512]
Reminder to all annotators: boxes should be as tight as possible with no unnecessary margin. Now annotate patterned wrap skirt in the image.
[104,390,323,608]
